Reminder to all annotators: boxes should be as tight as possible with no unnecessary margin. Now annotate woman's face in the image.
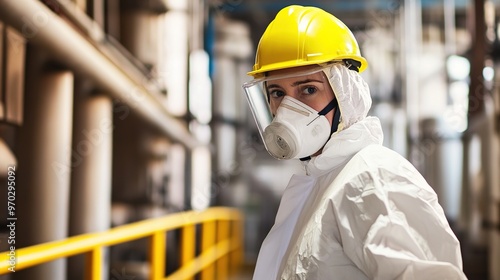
[266,65,336,124]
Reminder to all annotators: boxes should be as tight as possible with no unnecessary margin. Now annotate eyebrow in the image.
[267,79,324,89]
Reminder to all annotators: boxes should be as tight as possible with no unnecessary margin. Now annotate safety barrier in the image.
[0,207,244,280]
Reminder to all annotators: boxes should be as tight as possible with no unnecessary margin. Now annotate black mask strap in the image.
[317,98,341,134]
[330,100,341,134]
[318,98,337,116]
[299,98,341,162]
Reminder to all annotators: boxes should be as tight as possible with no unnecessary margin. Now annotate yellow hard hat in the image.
[248,5,368,77]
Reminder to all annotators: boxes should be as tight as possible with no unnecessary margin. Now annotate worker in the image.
[242,5,467,280]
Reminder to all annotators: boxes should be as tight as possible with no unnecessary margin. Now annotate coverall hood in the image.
[304,63,384,175]
[323,63,372,133]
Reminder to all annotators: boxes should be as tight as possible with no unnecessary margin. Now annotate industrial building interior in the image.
[0,0,499,279]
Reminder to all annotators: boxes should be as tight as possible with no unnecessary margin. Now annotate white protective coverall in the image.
[252,64,467,280]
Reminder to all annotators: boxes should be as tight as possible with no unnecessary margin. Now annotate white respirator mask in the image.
[243,65,341,160]
[263,96,335,159]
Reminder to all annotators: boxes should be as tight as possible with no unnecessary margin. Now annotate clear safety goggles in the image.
[242,65,332,142]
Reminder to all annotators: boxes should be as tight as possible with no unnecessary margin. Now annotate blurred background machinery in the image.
[0,0,498,279]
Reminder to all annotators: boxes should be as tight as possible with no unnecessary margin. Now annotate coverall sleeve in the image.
[335,166,467,280]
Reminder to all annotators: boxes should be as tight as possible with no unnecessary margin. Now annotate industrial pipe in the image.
[0,0,199,149]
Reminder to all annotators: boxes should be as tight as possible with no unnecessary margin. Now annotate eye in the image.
[301,86,318,95]
[269,89,285,99]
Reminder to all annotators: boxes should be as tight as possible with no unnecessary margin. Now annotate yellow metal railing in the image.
[0,207,244,280]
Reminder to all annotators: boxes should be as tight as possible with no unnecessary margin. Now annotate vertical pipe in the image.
[16,52,74,280]
[213,56,237,172]
[189,0,204,51]
[444,0,456,55]
[462,2,492,278]
[168,144,186,210]
[161,4,189,116]
[89,0,105,27]
[4,26,25,125]
[481,103,500,280]
[120,10,160,68]
[191,146,212,211]
[402,0,422,163]
[0,23,4,115]
[459,0,484,240]
[472,0,500,264]
[459,134,472,230]
[444,0,456,56]
[184,148,193,210]
[469,0,486,118]
[68,93,113,280]
[105,0,120,40]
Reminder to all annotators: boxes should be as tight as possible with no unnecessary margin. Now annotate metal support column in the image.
[68,93,113,280]
[16,61,74,280]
